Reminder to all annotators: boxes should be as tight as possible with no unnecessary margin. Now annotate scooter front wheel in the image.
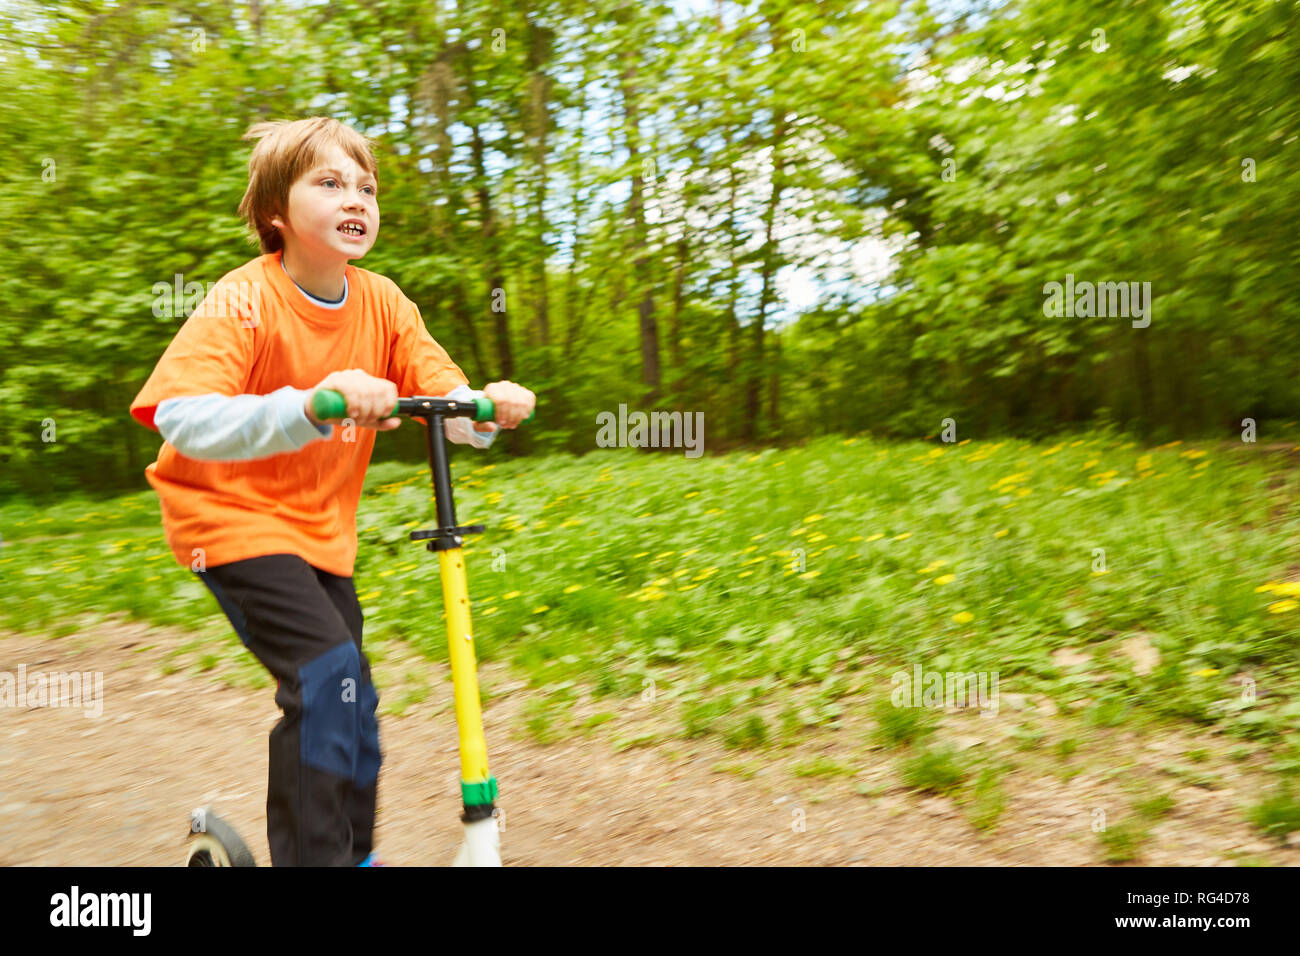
[185,808,257,867]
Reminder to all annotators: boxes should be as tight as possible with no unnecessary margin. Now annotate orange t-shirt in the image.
[129,251,471,577]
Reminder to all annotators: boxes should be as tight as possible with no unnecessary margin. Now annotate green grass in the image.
[899,743,968,795]
[713,759,762,779]
[3,431,1300,789]
[723,713,769,750]
[791,756,857,778]
[1133,791,1176,819]
[871,696,935,749]
[967,766,1007,831]
[1248,782,1300,843]
[519,696,567,745]
[1097,818,1150,863]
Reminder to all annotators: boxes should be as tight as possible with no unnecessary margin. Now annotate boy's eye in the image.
[321,179,337,187]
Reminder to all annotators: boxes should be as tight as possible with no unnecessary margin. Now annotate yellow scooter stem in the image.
[437,545,491,789]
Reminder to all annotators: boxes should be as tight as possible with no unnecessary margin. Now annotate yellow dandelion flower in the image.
[1255,583,1278,593]
[563,584,583,594]
[1268,600,1298,614]
[934,574,955,585]
[678,583,700,591]
[738,570,754,577]
[804,514,825,523]
[994,529,1010,538]
[633,552,650,558]
[1194,668,1219,677]
[482,607,498,615]
[798,570,821,580]
[848,535,864,542]
[532,605,550,614]
[866,533,885,542]
[893,532,912,541]
[503,591,521,599]
[952,611,974,624]
[684,491,700,498]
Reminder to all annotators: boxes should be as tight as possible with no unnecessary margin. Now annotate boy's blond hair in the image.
[238,117,379,254]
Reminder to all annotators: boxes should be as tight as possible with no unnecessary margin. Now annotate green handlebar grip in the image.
[472,395,536,425]
[311,389,534,425]
[311,389,359,423]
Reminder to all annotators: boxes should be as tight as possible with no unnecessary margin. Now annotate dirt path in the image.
[0,616,1294,866]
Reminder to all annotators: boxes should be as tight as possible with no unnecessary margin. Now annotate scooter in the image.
[184,389,532,867]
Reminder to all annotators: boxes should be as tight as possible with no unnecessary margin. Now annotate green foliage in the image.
[6,1,1297,497]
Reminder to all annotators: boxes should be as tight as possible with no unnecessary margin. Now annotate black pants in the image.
[195,553,381,866]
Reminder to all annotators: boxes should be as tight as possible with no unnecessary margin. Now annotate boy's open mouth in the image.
[338,220,367,237]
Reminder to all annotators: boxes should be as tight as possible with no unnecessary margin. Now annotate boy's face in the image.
[272,143,379,262]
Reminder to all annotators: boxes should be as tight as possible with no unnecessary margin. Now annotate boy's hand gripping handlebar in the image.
[310,389,536,426]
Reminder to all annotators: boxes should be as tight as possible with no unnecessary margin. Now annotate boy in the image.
[129,116,534,866]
